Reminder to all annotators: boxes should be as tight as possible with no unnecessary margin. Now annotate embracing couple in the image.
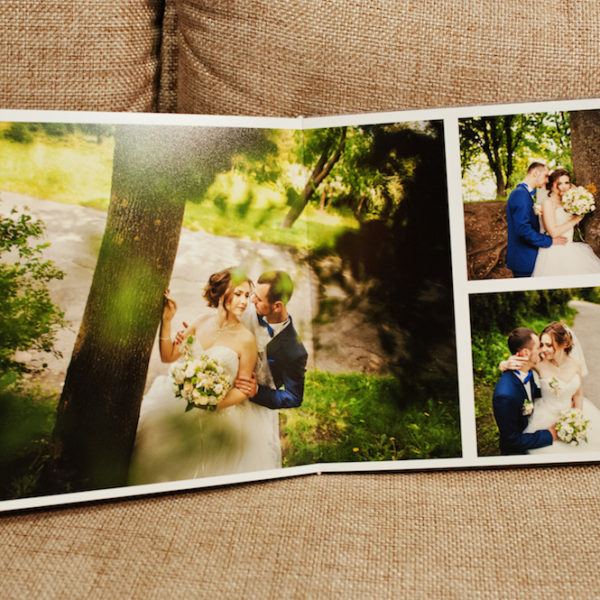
[506,162,600,278]
[130,267,308,483]
[492,322,600,455]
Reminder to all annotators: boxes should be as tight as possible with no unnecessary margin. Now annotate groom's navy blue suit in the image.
[252,316,308,410]
[506,183,552,277]
[492,371,553,454]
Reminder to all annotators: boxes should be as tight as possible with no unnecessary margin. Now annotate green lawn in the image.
[0,131,114,209]
[0,132,358,250]
[281,370,461,466]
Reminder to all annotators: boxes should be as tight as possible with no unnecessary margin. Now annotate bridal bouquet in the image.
[169,338,230,411]
[561,185,596,216]
[555,408,590,446]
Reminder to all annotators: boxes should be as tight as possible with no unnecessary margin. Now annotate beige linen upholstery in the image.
[3,468,600,597]
[2,0,600,597]
[0,1,163,112]
[173,0,600,116]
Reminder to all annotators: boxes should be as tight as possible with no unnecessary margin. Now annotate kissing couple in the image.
[492,322,600,455]
[506,162,600,278]
[130,267,308,483]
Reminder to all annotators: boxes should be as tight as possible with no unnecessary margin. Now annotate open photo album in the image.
[2,98,600,512]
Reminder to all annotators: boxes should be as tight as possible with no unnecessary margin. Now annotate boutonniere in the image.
[522,398,534,416]
[548,377,561,396]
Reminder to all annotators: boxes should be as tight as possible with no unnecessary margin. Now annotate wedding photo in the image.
[0,116,461,508]
[470,287,600,457]
[460,109,600,281]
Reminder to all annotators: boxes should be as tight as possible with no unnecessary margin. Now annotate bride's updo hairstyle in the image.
[546,168,571,193]
[203,267,252,309]
[540,321,573,354]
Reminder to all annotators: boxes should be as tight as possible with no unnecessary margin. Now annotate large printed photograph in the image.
[0,115,460,508]
[461,110,600,280]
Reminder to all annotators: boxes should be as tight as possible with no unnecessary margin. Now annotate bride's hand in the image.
[162,290,177,322]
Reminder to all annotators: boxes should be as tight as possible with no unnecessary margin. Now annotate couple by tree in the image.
[130,268,308,483]
[506,162,600,278]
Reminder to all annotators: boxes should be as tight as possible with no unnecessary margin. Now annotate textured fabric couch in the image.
[2,2,600,597]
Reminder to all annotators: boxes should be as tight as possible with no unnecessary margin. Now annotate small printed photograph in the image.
[460,109,600,280]
[0,117,460,508]
[470,287,600,457]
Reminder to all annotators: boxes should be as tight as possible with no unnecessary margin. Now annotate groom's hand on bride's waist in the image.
[235,373,258,398]
[551,235,568,246]
[549,425,558,441]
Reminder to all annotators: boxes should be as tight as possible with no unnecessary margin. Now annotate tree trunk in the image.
[318,187,327,211]
[281,128,347,228]
[51,126,188,490]
[570,110,600,255]
[47,125,267,491]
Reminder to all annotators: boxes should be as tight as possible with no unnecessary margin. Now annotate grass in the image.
[183,200,357,250]
[0,132,358,251]
[280,370,461,466]
[0,129,114,209]
[1,369,461,500]
[0,385,59,500]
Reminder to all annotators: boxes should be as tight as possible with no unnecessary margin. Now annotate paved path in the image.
[569,300,600,408]
[1,192,317,392]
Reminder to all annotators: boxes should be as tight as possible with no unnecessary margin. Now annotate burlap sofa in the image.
[2,2,600,597]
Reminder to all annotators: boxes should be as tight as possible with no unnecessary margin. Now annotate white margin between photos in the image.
[2,98,600,512]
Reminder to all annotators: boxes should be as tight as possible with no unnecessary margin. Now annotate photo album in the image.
[2,98,600,512]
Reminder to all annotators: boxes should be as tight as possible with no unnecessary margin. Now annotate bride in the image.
[505,321,600,455]
[129,267,282,484]
[532,168,600,277]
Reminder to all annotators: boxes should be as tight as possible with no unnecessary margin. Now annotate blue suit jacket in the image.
[505,184,552,276]
[492,371,553,455]
[251,316,308,410]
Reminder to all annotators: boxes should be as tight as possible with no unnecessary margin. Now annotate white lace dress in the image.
[525,374,600,455]
[532,205,600,276]
[130,338,281,483]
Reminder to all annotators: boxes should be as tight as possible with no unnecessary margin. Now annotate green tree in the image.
[282,127,347,228]
[50,125,267,491]
[0,208,65,388]
[460,112,571,197]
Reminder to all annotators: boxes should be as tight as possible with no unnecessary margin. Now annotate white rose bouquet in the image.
[561,185,596,216]
[555,408,590,446]
[169,337,230,411]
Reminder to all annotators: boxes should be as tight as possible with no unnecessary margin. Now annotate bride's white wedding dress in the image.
[525,374,600,455]
[129,338,281,483]
[532,204,600,276]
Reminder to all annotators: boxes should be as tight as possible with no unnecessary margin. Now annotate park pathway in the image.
[570,299,600,409]
[1,192,318,391]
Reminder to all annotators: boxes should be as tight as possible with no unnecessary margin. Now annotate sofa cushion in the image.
[172,0,600,116]
[1,1,163,112]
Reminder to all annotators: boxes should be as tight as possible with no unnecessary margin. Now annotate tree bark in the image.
[51,126,190,490]
[47,125,267,491]
[570,110,600,255]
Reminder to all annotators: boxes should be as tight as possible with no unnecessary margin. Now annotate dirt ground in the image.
[463,201,512,280]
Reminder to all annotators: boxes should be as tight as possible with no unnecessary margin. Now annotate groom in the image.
[506,161,566,277]
[492,327,557,454]
[235,270,308,409]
